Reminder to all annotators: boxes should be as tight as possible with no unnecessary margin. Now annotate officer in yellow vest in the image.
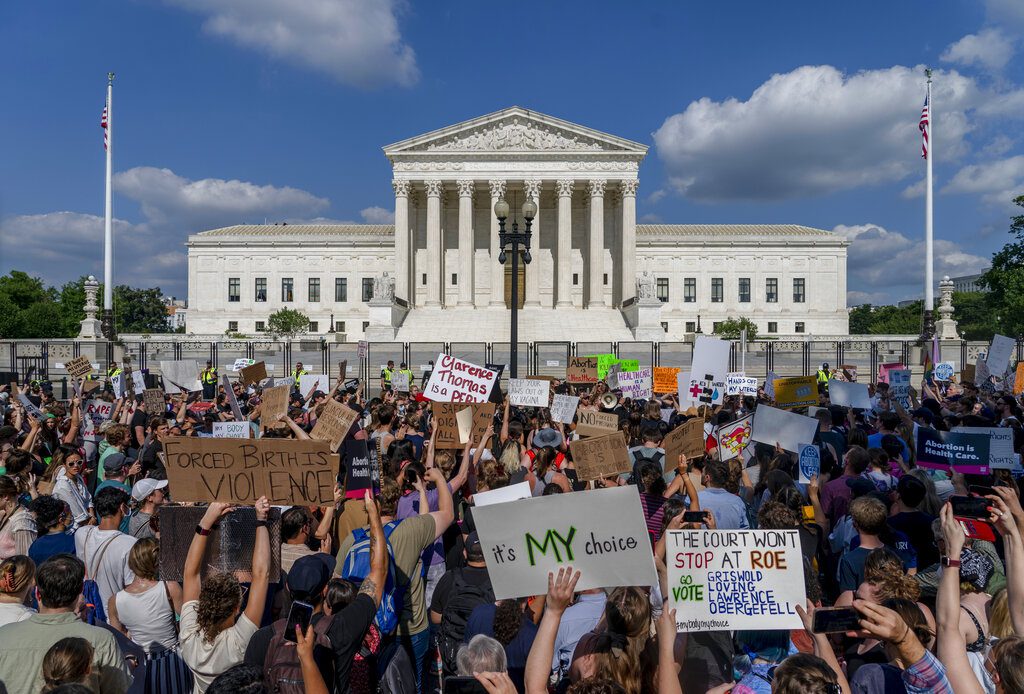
[291,362,309,389]
[380,360,395,392]
[200,360,218,400]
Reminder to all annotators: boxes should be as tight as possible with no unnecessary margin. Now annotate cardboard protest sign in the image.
[82,399,114,438]
[798,444,820,483]
[473,485,658,599]
[569,431,631,481]
[772,376,817,409]
[212,421,251,439]
[259,384,291,431]
[310,399,360,452]
[473,482,532,507]
[988,334,1015,376]
[916,428,990,475]
[239,361,268,387]
[877,363,905,385]
[391,372,410,392]
[653,367,680,394]
[456,407,475,444]
[423,353,499,403]
[159,360,202,394]
[550,394,579,424]
[431,402,496,449]
[1016,363,1024,395]
[681,336,730,407]
[666,529,805,632]
[231,358,255,372]
[935,362,955,382]
[163,437,337,505]
[342,438,376,498]
[221,375,244,421]
[714,414,753,461]
[509,378,550,408]
[664,418,706,465]
[827,380,873,410]
[726,373,758,397]
[888,369,911,408]
[750,406,818,453]
[575,409,619,438]
[143,389,166,416]
[298,374,327,395]
[952,426,1015,470]
[64,355,93,379]
[566,356,599,385]
[618,369,653,400]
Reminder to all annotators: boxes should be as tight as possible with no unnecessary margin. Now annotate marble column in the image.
[620,179,638,306]
[457,179,475,307]
[555,179,574,308]
[424,179,443,307]
[587,179,606,308]
[392,179,411,303]
[488,179,507,307]
[523,178,542,307]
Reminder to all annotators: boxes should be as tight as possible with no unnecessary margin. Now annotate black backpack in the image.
[437,570,495,675]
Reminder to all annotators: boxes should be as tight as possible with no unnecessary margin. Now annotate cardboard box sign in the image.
[310,399,360,452]
[664,417,706,465]
[64,355,93,379]
[431,402,496,449]
[240,361,268,386]
[575,409,619,438]
[159,505,282,583]
[772,376,818,409]
[569,431,631,481]
[162,437,338,506]
[566,356,598,385]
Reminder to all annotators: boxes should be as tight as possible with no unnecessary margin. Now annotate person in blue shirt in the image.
[28,495,76,566]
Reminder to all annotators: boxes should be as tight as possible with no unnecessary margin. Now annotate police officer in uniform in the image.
[200,360,218,400]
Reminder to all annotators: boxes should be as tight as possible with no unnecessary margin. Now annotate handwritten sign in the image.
[431,402,496,449]
[827,380,872,410]
[569,431,631,481]
[260,384,291,431]
[473,485,658,599]
[65,355,93,379]
[772,376,818,409]
[550,394,579,424]
[575,409,619,438]
[509,378,550,408]
[714,414,753,461]
[240,361,268,387]
[618,369,653,399]
[798,444,820,483]
[726,372,758,397]
[310,399,360,452]
[653,367,681,394]
[566,356,599,385]
[391,371,410,392]
[916,428,990,475]
[212,421,251,439]
[424,353,499,403]
[888,369,911,408]
[664,418,706,465]
[935,362,955,382]
[143,388,166,416]
[666,529,805,631]
[750,406,818,453]
[163,437,337,505]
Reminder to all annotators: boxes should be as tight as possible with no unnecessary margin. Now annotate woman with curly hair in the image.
[178,498,271,693]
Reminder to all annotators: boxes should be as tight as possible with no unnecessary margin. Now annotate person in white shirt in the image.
[74,487,138,608]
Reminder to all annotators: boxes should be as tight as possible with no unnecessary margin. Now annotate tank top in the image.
[115,581,178,655]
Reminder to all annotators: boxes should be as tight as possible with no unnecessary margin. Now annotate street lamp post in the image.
[494,197,536,379]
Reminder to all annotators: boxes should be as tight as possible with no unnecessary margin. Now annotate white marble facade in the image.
[185,107,850,339]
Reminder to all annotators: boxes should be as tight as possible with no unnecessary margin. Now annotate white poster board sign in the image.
[750,405,818,453]
[509,379,550,408]
[726,372,758,397]
[473,482,532,508]
[159,360,202,394]
[473,486,658,599]
[681,336,731,407]
[618,369,653,400]
[666,529,805,631]
[550,394,580,424]
[212,421,251,439]
[828,380,873,410]
[953,426,1016,470]
[423,353,500,403]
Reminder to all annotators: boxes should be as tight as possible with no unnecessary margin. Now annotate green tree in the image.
[267,308,310,339]
[113,285,169,334]
[712,317,759,340]
[979,194,1024,337]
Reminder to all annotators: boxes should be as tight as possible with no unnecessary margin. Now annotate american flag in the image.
[919,95,929,159]
[101,104,108,151]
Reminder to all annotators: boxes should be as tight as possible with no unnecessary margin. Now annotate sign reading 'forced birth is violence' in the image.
[423,353,499,403]
[163,437,338,506]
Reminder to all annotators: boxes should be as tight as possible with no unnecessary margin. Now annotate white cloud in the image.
[166,0,418,88]
[941,29,1016,71]
[942,155,1024,206]
[652,65,987,202]
[834,223,989,304]
[360,206,395,224]
[113,166,329,230]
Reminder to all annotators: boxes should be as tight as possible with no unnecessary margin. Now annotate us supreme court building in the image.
[186,107,849,341]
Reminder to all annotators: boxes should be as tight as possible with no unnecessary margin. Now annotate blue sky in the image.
[2,0,1022,304]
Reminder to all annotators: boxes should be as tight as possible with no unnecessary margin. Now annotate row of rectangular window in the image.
[229,277,373,303]
[659,277,805,304]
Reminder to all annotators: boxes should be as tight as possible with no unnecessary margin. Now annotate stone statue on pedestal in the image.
[936,275,960,340]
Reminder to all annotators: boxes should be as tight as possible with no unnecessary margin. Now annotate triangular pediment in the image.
[383,106,648,157]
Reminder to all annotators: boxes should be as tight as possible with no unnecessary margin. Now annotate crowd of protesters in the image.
[0,353,1021,694]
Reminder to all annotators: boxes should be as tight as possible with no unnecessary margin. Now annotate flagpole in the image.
[922,68,935,339]
[101,72,115,340]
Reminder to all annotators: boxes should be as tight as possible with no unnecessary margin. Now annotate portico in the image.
[383,107,648,311]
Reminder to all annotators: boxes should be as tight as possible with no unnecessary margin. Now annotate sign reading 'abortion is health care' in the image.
[666,529,805,632]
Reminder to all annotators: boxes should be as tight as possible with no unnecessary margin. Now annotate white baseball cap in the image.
[131,478,168,502]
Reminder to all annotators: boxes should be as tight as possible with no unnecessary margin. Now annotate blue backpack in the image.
[341,520,404,635]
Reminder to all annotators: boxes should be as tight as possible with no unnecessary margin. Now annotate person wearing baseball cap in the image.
[128,478,168,539]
